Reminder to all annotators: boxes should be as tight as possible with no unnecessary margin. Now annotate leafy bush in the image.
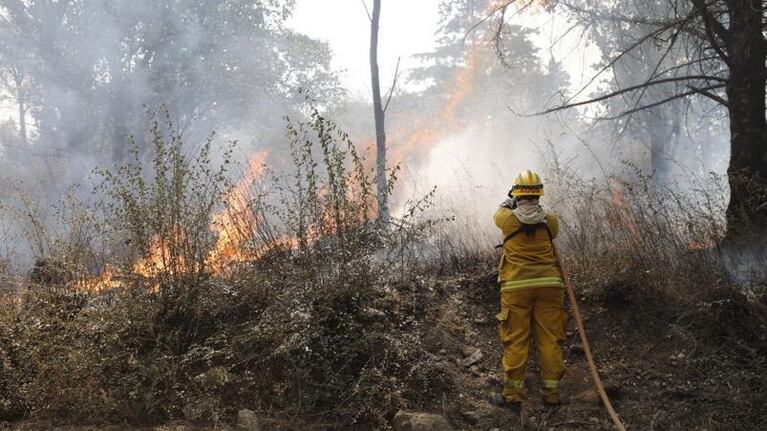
[95,111,234,288]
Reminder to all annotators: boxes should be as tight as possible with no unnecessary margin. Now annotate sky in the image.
[287,0,602,101]
[287,0,442,99]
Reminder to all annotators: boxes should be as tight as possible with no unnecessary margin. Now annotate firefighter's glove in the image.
[501,197,517,210]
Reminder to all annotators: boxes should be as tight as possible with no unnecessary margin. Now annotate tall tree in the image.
[0,0,341,187]
[493,0,767,239]
[405,0,575,163]
[0,13,31,149]
[369,0,389,225]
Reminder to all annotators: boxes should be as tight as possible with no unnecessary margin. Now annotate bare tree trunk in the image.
[723,0,767,237]
[646,106,671,189]
[12,70,28,147]
[724,69,767,233]
[370,0,389,226]
[647,103,681,190]
[110,98,127,164]
[539,0,767,239]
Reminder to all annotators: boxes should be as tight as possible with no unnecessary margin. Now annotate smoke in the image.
[345,0,734,251]
[0,0,343,269]
[0,0,339,190]
[0,0,738,274]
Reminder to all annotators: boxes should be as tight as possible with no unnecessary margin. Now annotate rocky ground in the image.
[385,269,766,430]
[4,268,765,430]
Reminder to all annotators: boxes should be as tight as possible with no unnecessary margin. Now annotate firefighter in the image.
[491,170,566,410]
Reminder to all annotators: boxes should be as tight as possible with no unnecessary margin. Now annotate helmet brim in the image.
[511,185,544,197]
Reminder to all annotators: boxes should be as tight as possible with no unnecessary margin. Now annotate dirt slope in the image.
[6,268,766,430]
[400,269,766,430]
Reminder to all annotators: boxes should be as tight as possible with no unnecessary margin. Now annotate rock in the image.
[461,411,482,424]
[364,307,386,318]
[469,365,481,376]
[237,409,260,431]
[195,366,229,387]
[461,349,483,367]
[393,410,453,431]
[461,346,476,357]
[484,374,501,386]
[570,344,585,354]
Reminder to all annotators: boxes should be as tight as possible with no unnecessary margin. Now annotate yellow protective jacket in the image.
[494,206,563,292]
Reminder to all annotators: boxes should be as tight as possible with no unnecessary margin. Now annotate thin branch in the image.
[559,0,677,26]
[616,16,688,139]
[511,75,728,117]
[561,12,696,106]
[600,84,725,120]
[360,0,372,22]
[654,56,721,77]
[691,0,731,66]
[686,84,728,106]
[383,56,400,113]
[492,0,539,66]
[692,0,730,41]
[493,5,508,62]
[463,0,515,42]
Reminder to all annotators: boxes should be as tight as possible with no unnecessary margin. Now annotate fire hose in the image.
[553,246,627,431]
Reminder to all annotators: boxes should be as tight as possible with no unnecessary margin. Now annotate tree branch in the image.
[599,84,725,120]
[653,56,722,77]
[511,78,725,117]
[492,0,538,66]
[686,84,728,106]
[464,0,515,42]
[383,56,400,113]
[616,16,690,138]
[360,0,372,22]
[561,12,697,106]
[690,0,731,66]
[692,0,730,40]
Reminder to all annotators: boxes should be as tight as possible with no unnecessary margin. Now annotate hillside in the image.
[4,259,766,430]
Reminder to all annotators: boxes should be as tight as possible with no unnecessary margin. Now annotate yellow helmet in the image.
[510,170,544,197]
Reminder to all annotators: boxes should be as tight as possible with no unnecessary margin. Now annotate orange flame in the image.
[78,1,519,291]
[608,178,641,241]
[79,150,271,291]
[388,33,485,167]
[76,265,122,291]
[382,0,511,188]
[688,240,716,251]
[207,150,270,271]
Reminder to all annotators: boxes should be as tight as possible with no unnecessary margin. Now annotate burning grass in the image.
[0,109,447,427]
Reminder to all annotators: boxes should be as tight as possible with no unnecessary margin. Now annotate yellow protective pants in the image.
[496,286,567,403]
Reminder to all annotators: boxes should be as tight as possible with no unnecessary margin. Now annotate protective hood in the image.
[512,199,547,224]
